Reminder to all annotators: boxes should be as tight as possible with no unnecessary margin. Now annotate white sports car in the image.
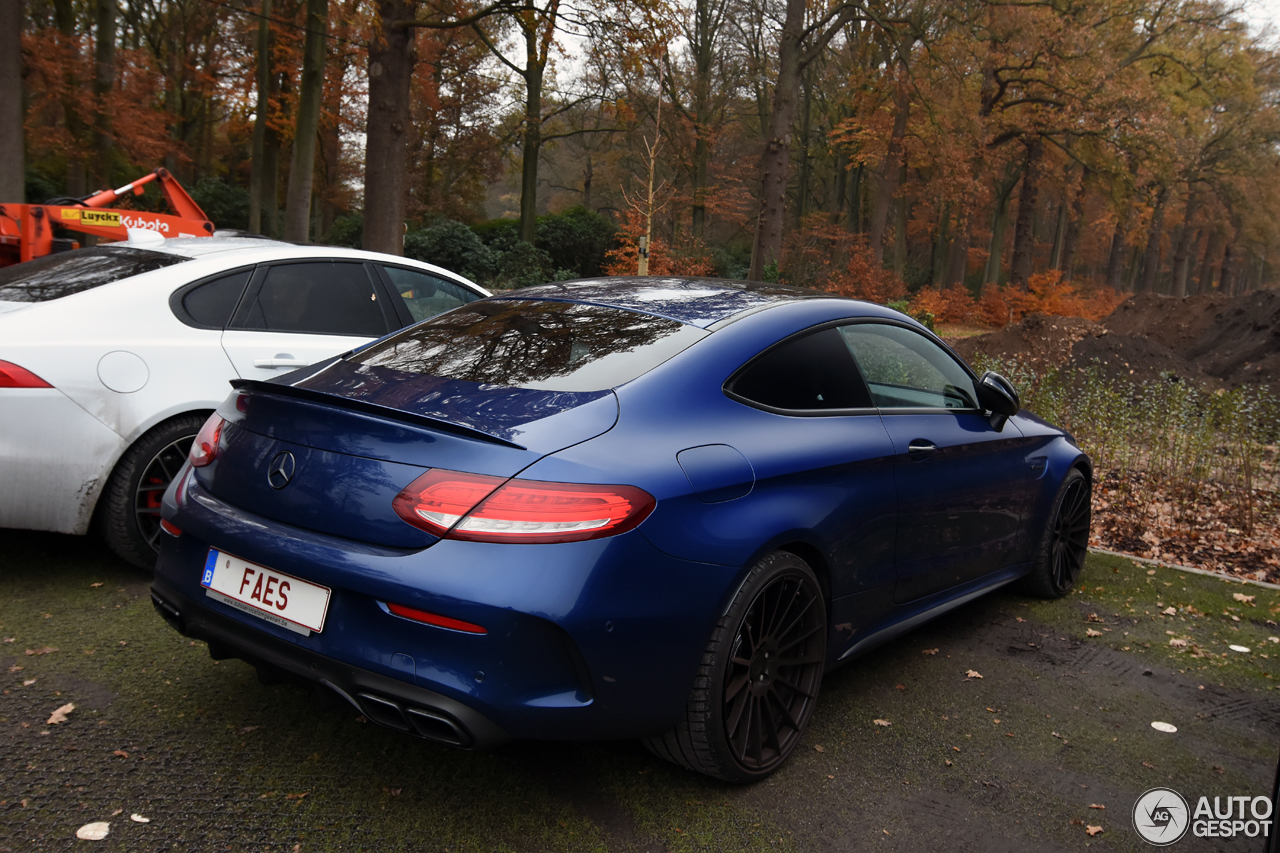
[0,235,487,568]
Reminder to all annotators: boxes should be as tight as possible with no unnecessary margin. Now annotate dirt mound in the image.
[948,314,1105,375]
[950,290,1280,398]
[1067,333,1214,388]
[1103,291,1280,397]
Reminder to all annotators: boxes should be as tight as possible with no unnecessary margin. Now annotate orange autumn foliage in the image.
[603,211,716,277]
[909,271,1124,327]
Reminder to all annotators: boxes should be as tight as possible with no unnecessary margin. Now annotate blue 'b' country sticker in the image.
[202,550,217,586]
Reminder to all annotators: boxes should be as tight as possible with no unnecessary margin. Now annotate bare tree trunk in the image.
[747,0,804,281]
[945,213,969,288]
[363,0,415,255]
[283,0,329,241]
[867,64,909,265]
[1058,169,1089,283]
[1009,136,1043,291]
[248,0,271,234]
[1137,186,1168,293]
[931,202,950,288]
[892,161,907,277]
[1219,241,1235,295]
[0,0,23,202]
[1197,228,1223,294]
[518,38,543,244]
[1105,222,1126,290]
[90,0,116,189]
[1168,188,1199,297]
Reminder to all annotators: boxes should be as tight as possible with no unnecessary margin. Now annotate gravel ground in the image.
[2,531,1277,853]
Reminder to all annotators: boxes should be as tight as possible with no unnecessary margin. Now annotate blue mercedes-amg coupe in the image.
[152,277,1092,782]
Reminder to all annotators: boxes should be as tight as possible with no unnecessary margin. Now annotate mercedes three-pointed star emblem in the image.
[267,451,296,490]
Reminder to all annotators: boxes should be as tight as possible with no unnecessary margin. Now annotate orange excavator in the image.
[0,168,215,267]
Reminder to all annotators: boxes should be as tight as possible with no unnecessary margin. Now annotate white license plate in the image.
[201,550,331,636]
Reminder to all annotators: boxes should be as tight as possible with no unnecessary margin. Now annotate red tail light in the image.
[0,360,52,388]
[189,414,225,468]
[393,469,655,543]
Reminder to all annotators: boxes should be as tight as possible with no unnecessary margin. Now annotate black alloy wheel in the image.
[644,551,826,782]
[720,568,826,773]
[100,414,206,571]
[1024,467,1091,598]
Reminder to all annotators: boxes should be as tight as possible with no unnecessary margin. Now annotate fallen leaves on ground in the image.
[112,750,129,758]
[1086,825,1104,836]
[130,814,150,823]
[1089,804,1106,810]
[75,822,110,840]
[966,670,983,679]
[922,648,939,655]
[46,703,74,725]
[873,719,891,727]
[1091,471,1279,584]
[25,647,56,656]
[1086,628,1103,637]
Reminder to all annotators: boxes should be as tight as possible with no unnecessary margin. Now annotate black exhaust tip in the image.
[150,592,184,633]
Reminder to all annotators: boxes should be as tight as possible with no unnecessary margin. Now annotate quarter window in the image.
[729,327,872,411]
[181,270,250,328]
[839,323,977,409]
[381,266,479,322]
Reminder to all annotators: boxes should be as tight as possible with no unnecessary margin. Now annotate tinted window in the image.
[0,247,190,302]
[382,266,479,321]
[182,270,250,327]
[348,299,707,392]
[729,327,872,411]
[839,323,978,409]
[238,262,386,336]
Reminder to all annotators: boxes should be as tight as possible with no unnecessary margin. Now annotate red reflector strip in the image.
[159,519,182,537]
[386,602,487,634]
[0,360,52,388]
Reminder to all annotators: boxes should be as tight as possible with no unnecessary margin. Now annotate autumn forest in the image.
[5,0,1280,311]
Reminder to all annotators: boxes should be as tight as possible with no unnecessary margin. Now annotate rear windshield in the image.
[0,247,190,302]
[348,299,707,392]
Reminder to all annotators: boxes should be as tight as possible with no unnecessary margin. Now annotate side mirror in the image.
[977,371,1019,430]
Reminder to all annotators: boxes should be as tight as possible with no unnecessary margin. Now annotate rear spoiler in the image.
[228,378,527,450]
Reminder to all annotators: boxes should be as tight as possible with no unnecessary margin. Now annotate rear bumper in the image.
[150,577,511,749]
[155,474,741,743]
[0,388,125,534]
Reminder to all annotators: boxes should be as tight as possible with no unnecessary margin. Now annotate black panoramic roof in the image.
[510,276,835,329]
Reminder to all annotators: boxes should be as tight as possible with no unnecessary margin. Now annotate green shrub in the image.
[404,220,494,283]
[190,178,250,231]
[322,213,363,248]
[535,207,616,279]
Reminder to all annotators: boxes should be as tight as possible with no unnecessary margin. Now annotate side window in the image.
[238,262,387,336]
[839,323,978,409]
[729,327,872,411]
[381,266,479,322]
[180,270,251,328]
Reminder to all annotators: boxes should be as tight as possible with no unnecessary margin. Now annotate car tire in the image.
[99,414,206,571]
[643,551,826,782]
[1021,467,1091,598]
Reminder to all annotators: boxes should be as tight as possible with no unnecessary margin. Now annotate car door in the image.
[838,322,1031,603]
[721,326,899,597]
[220,261,394,381]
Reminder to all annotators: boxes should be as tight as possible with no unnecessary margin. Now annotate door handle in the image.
[907,440,937,459]
[253,356,309,368]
